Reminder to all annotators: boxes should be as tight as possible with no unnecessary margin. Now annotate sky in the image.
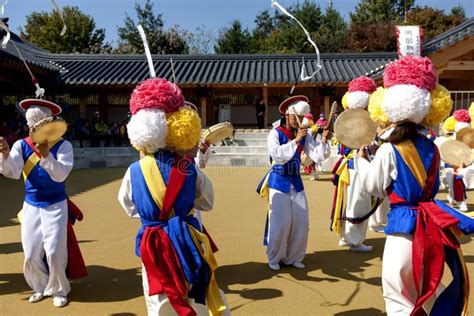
[3,0,473,46]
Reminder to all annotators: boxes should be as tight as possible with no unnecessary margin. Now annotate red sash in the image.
[24,137,88,279]
[277,126,303,154]
[411,148,461,316]
[140,155,197,316]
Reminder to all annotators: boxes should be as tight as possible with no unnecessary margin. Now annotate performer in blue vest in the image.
[0,99,74,307]
[357,56,473,315]
[118,78,229,316]
[258,95,331,271]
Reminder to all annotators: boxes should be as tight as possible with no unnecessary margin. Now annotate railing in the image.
[450,91,474,112]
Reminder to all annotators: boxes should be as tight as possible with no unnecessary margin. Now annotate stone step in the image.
[211,146,267,154]
[233,133,269,140]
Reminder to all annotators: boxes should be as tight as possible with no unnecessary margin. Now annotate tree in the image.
[407,5,466,40]
[20,6,107,53]
[316,5,348,53]
[214,20,251,54]
[187,25,216,54]
[347,0,465,52]
[116,0,188,54]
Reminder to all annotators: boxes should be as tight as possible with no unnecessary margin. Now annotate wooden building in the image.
[1,18,473,127]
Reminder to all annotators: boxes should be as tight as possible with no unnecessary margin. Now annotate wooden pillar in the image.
[323,96,330,118]
[311,87,321,116]
[99,93,108,122]
[263,84,269,128]
[200,96,207,127]
[79,97,86,117]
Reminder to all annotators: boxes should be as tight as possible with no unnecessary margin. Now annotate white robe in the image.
[266,129,330,265]
[2,139,74,298]
[118,165,230,315]
[193,147,212,228]
[356,143,440,315]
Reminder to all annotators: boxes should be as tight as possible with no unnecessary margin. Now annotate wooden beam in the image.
[200,97,207,127]
[263,85,269,128]
[429,35,474,67]
[438,70,474,79]
[323,96,330,118]
[439,61,474,74]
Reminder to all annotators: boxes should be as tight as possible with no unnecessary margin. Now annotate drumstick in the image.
[291,106,303,128]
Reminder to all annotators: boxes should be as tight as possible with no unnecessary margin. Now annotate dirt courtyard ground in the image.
[1,167,473,315]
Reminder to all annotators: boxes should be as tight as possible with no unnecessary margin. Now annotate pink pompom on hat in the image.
[453,109,471,123]
[304,113,313,120]
[345,76,377,110]
[383,55,436,91]
[129,78,185,115]
[381,56,437,124]
[348,76,377,93]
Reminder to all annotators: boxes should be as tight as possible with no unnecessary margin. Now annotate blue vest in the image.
[21,139,68,208]
[385,136,474,236]
[267,128,305,193]
[130,150,198,256]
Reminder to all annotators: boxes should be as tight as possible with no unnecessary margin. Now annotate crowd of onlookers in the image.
[1,110,131,148]
[73,111,130,148]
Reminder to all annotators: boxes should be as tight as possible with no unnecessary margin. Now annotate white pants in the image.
[21,200,70,297]
[341,169,371,246]
[382,234,443,315]
[369,197,389,230]
[141,265,230,315]
[267,188,309,265]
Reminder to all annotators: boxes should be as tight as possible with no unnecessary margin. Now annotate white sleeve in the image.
[304,134,331,163]
[39,141,74,183]
[356,143,398,198]
[194,168,214,211]
[195,147,211,169]
[268,129,298,164]
[118,167,140,218]
[1,140,24,180]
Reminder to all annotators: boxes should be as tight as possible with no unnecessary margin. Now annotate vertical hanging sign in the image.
[396,25,423,57]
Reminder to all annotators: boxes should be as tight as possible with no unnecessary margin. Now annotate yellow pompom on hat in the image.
[165,107,202,152]
[442,116,457,134]
[366,56,452,128]
[469,102,474,127]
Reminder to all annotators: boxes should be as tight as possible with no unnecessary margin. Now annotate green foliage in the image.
[116,0,188,54]
[20,6,107,53]
[214,20,251,54]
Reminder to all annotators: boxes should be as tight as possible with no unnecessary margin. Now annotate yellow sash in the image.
[139,154,224,314]
[18,139,63,222]
[394,140,427,189]
[331,151,354,235]
[22,138,63,181]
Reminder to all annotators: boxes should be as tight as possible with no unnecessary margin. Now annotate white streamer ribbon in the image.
[137,24,156,78]
[1,0,8,17]
[0,19,10,49]
[170,58,177,83]
[271,0,322,81]
[51,0,67,36]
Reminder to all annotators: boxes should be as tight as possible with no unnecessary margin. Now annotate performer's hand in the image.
[322,129,332,143]
[36,143,50,158]
[199,141,209,154]
[0,137,9,158]
[295,128,308,143]
[358,146,368,159]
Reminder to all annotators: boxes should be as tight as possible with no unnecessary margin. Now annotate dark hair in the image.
[280,115,286,127]
[384,122,421,144]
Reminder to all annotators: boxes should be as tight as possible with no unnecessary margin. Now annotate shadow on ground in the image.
[217,237,384,309]
[0,168,125,228]
[0,265,142,303]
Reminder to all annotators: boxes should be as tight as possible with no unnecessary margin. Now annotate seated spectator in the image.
[110,121,121,147]
[95,119,109,147]
[78,121,91,148]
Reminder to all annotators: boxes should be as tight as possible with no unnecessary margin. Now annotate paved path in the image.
[1,167,473,315]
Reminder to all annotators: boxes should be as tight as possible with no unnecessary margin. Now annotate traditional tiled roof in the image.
[1,18,472,86]
[423,18,474,54]
[48,52,396,86]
